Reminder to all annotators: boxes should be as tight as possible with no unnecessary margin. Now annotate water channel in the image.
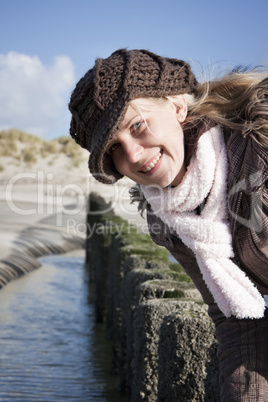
[0,254,127,401]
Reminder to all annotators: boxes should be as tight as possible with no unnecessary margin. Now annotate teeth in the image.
[142,152,162,173]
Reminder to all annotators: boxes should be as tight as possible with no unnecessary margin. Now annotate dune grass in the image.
[0,129,85,167]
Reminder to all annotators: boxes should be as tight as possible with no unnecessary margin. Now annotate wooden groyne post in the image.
[86,193,219,402]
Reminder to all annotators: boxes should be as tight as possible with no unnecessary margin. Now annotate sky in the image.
[0,0,267,140]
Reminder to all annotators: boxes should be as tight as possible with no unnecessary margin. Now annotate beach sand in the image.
[0,151,146,287]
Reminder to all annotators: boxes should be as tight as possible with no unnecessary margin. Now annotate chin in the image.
[152,178,174,189]
[160,174,177,189]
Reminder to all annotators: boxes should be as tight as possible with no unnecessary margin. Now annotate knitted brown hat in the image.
[69,49,199,184]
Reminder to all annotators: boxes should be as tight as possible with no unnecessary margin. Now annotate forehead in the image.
[119,98,166,128]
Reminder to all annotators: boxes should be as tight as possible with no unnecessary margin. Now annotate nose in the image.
[122,139,143,164]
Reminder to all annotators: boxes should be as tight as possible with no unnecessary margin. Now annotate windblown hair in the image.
[183,69,268,147]
[130,68,268,216]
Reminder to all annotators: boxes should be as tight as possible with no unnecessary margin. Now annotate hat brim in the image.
[88,96,130,184]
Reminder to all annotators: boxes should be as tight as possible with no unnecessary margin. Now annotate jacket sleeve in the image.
[227,78,268,293]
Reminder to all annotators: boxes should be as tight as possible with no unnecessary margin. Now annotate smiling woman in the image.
[68,48,268,401]
[106,97,186,188]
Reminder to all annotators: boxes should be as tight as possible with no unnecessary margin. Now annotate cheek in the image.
[175,137,185,167]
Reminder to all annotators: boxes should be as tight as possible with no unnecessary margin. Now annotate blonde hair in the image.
[181,70,268,147]
[131,69,268,147]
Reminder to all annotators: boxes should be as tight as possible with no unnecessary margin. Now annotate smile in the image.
[141,151,162,173]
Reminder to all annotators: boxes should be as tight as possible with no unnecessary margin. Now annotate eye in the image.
[133,121,142,131]
[131,120,146,137]
[108,143,120,154]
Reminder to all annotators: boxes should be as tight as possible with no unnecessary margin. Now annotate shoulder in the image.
[227,130,268,188]
[146,204,175,248]
[243,77,268,147]
[226,129,268,291]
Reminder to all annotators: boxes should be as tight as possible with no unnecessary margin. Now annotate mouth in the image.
[140,150,162,173]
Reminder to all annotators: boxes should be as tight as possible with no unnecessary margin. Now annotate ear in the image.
[169,95,188,123]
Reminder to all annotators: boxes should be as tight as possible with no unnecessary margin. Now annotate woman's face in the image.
[106,97,187,188]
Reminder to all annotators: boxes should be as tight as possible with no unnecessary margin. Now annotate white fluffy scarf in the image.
[141,126,265,319]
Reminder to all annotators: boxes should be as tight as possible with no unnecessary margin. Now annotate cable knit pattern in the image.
[141,126,265,319]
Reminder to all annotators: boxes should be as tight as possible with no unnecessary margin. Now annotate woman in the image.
[69,49,268,400]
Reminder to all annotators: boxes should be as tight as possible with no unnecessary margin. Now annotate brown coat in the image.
[145,127,268,325]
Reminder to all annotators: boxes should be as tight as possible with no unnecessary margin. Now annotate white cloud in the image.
[0,52,75,139]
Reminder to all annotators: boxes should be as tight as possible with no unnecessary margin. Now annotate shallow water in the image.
[0,255,127,401]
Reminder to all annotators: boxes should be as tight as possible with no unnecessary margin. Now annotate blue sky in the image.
[0,0,267,140]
